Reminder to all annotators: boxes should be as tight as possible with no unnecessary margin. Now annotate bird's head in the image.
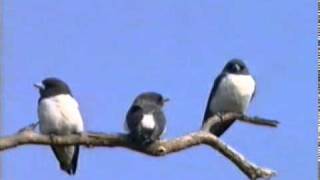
[133,92,169,108]
[223,59,249,75]
[34,77,72,98]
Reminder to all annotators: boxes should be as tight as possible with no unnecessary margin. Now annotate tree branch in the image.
[202,112,279,131]
[0,113,278,180]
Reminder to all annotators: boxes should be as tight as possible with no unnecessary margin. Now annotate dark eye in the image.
[44,82,56,89]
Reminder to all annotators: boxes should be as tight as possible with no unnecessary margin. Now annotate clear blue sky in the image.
[2,0,316,179]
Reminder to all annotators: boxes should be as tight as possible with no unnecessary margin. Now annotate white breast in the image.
[38,94,84,134]
[141,114,156,129]
[210,74,255,113]
[227,74,255,95]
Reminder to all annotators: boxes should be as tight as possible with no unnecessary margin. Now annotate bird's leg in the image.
[48,133,58,144]
[74,131,87,143]
[73,131,83,136]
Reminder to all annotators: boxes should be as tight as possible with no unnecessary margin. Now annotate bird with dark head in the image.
[34,78,72,99]
[202,59,256,137]
[125,92,168,145]
[34,77,84,175]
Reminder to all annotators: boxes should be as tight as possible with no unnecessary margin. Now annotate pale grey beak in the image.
[235,64,241,71]
[33,83,45,90]
[163,98,170,103]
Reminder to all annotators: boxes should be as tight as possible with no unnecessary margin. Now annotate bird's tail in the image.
[208,119,236,137]
[130,126,155,146]
[51,145,79,175]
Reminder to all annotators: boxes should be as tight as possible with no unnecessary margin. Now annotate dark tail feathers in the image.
[51,145,79,175]
[209,119,236,137]
[129,128,156,146]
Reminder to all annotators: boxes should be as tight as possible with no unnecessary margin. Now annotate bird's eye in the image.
[155,96,163,105]
[226,64,232,71]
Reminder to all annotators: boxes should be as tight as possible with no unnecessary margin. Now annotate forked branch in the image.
[0,113,278,180]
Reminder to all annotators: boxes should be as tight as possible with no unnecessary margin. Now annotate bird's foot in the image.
[48,133,58,143]
[75,132,94,148]
[73,131,84,137]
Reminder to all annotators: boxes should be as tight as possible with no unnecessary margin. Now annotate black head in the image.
[222,59,249,75]
[34,77,72,99]
[133,92,169,108]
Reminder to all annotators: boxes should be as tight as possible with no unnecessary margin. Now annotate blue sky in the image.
[2,0,316,179]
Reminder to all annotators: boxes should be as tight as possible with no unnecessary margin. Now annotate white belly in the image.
[38,94,84,134]
[210,74,255,113]
[141,114,156,130]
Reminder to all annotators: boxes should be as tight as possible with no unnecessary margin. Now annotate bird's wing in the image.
[250,76,257,102]
[126,105,144,132]
[151,109,166,140]
[202,73,226,125]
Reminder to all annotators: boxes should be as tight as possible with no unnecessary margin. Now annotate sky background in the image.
[2,0,317,179]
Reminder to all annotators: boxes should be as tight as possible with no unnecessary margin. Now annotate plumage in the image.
[141,114,156,129]
[38,94,84,134]
[35,77,84,175]
[202,59,256,136]
[125,92,167,145]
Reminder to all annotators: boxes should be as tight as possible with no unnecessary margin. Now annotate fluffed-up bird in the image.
[125,92,168,145]
[35,77,84,175]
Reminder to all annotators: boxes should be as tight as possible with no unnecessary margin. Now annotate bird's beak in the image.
[33,83,45,90]
[163,98,170,103]
[235,64,241,71]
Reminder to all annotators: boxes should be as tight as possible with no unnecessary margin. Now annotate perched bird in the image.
[34,77,84,175]
[202,59,256,137]
[125,92,168,145]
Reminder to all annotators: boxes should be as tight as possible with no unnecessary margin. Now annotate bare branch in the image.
[0,113,278,180]
[202,112,279,131]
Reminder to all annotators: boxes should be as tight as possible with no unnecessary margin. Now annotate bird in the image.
[202,59,256,137]
[125,92,168,145]
[34,77,84,175]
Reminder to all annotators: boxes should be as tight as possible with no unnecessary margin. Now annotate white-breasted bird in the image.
[34,77,84,175]
[202,59,256,137]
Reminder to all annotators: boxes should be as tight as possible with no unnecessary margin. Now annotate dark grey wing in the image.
[71,145,79,175]
[151,109,166,141]
[208,119,236,137]
[51,145,79,175]
[126,105,144,133]
[202,73,226,125]
[250,76,257,102]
